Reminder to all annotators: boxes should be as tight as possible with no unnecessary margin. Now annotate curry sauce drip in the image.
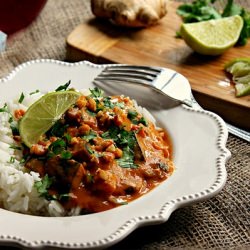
[21,90,174,215]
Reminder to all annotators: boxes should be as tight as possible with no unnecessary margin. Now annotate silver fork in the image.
[93,64,250,142]
[94,65,194,107]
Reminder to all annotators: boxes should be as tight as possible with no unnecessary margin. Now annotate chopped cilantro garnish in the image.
[34,175,54,199]
[10,121,19,135]
[103,97,114,109]
[61,150,72,160]
[159,162,168,171]
[18,92,25,104]
[86,172,94,183]
[19,158,26,165]
[47,139,72,160]
[86,110,96,116]
[63,133,72,144]
[0,103,8,113]
[85,143,94,155]
[101,126,138,168]
[85,143,102,157]
[127,110,148,126]
[47,120,68,137]
[101,131,110,139]
[127,110,138,120]
[138,117,148,126]
[8,156,16,163]
[9,144,22,150]
[82,130,97,142]
[29,90,39,95]
[102,97,125,109]
[8,116,13,123]
[49,139,66,155]
[55,80,71,91]
[116,102,125,109]
[117,146,138,169]
[89,87,104,98]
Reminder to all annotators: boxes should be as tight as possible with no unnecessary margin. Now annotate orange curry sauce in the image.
[17,89,174,215]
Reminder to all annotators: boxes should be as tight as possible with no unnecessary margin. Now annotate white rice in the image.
[0,91,66,216]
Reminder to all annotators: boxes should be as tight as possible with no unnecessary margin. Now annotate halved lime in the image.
[19,90,81,147]
[225,58,250,97]
[180,15,243,56]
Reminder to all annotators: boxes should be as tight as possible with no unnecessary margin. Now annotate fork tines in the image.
[94,65,163,84]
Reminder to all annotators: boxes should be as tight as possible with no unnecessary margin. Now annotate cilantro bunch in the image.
[177,0,250,45]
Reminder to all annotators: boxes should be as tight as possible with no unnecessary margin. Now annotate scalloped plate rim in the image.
[0,59,231,249]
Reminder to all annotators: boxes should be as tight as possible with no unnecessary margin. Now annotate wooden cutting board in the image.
[66,1,250,130]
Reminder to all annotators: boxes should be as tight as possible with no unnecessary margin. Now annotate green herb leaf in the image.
[238,9,250,45]
[176,0,221,23]
[19,158,26,164]
[116,102,125,109]
[63,133,72,144]
[10,121,19,135]
[82,130,97,142]
[102,96,114,109]
[102,125,138,168]
[85,143,94,155]
[138,117,148,126]
[8,156,16,163]
[86,172,94,183]
[34,175,54,199]
[222,0,242,17]
[127,110,138,120]
[29,90,40,95]
[0,103,8,113]
[47,120,68,137]
[61,150,72,160]
[55,80,71,91]
[18,92,25,104]
[9,144,22,150]
[85,143,101,157]
[158,162,168,171]
[86,110,96,116]
[48,139,66,155]
[8,116,13,123]
[89,87,104,98]
[117,146,138,169]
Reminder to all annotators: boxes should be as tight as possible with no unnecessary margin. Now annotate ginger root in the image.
[91,0,168,27]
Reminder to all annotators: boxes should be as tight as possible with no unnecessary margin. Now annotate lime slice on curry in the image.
[19,90,81,147]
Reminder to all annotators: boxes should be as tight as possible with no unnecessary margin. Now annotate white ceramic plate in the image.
[0,59,230,249]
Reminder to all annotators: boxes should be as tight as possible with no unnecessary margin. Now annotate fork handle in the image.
[190,94,250,142]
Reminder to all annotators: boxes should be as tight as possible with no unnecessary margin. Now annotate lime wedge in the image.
[225,58,250,97]
[235,83,250,97]
[225,58,250,77]
[180,15,243,56]
[19,90,81,147]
